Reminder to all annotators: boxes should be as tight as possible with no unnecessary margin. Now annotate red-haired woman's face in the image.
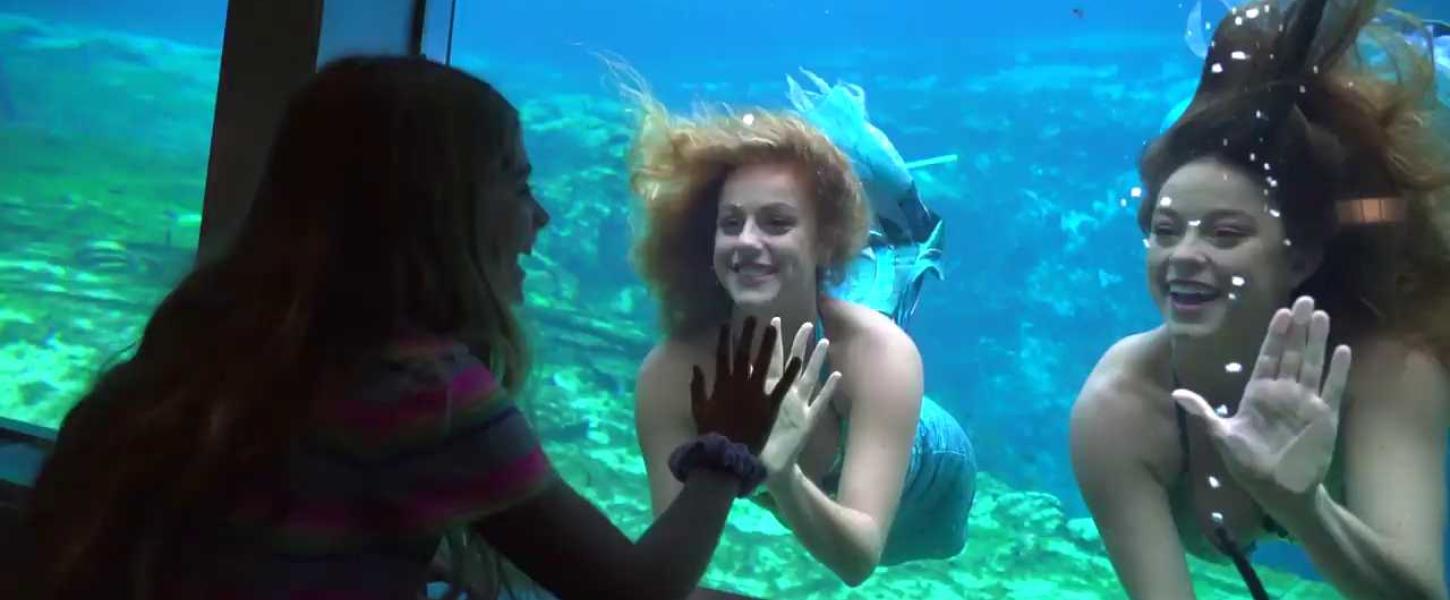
[1146,157,1314,339]
[713,163,820,310]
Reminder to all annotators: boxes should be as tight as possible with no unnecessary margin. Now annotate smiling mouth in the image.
[1167,281,1222,307]
[733,264,777,279]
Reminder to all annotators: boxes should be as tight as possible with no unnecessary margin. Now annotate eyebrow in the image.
[721,201,798,211]
[1155,207,1255,220]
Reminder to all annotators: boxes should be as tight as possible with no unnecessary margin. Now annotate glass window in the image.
[450,0,1450,597]
[0,0,229,428]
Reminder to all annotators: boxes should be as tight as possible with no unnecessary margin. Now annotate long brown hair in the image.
[20,56,531,598]
[1139,0,1450,362]
[625,80,869,338]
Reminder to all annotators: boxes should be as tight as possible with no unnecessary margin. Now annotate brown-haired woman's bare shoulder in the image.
[1072,329,1181,481]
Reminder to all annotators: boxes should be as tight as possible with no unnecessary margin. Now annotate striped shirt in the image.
[177,335,556,598]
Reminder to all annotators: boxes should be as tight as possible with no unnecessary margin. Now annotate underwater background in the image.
[2,0,1448,597]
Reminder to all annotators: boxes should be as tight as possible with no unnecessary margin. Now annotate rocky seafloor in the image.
[0,11,1346,598]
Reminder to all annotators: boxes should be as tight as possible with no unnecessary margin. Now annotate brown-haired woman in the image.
[628,89,976,587]
[1070,1,1450,598]
[16,56,802,600]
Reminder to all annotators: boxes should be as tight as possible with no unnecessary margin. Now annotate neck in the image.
[730,294,821,352]
[1168,327,1261,412]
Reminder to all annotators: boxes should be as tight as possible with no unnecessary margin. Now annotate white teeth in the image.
[1168,282,1218,294]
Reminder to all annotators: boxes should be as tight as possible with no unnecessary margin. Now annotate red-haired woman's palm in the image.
[691,317,802,454]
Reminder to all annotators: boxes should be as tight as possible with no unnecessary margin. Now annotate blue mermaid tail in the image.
[786,69,946,330]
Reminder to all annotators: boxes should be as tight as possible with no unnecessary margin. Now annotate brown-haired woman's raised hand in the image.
[1172,295,1352,514]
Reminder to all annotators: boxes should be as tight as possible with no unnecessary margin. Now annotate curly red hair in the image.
[627,90,869,337]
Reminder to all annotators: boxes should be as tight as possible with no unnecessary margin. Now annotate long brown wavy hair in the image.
[1139,0,1450,363]
[18,56,532,598]
[625,79,869,338]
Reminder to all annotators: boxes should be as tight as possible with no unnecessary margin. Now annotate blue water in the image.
[3,0,1450,595]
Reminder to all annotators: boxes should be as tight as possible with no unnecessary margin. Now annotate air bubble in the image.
[742,113,755,126]
[1212,63,1224,74]
[1209,475,1222,488]
[1212,511,1225,524]
[1231,51,1250,61]
[1246,7,1260,18]
[1131,186,1142,198]
[1269,208,1281,218]
[1232,276,1246,287]
[1159,196,1173,207]
[1188,219,1202,227]
[1225,362,1243,373]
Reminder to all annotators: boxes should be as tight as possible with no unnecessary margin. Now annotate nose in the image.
[531,196,550,231]
[735,219,766,246]
[1164,230,1210,269]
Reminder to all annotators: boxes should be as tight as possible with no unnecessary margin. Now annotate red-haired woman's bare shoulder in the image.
[825,299,917,350]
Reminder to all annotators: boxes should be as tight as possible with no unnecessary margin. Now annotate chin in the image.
[1160,306,1228,339]
[722,279,780,305]
[729,289,780,308]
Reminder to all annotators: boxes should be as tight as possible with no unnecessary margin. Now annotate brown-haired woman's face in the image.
[714,163,820,309]
[1147,157,1304,338]
[490,136,549,302]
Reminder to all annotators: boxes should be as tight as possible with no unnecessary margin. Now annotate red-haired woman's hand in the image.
[690,316,801,454]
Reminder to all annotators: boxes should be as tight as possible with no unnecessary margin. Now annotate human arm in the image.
[761,326,919,586]
[476,318,797,599]
[1070,344,1198,599]
[1172,298,1448,599]
[1270,340,1449,600]
[636,341,700,516]
[473,470,740,600]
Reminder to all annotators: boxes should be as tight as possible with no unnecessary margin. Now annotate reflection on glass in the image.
[0,2,228,427]
[440,0,1450,597]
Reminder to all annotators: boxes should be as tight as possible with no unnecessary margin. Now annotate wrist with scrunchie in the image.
[667,433,767,497]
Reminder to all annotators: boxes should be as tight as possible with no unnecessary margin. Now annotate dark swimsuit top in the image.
[1171,371,1294,545]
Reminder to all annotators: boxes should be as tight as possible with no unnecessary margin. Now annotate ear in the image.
[1287,240,1325,288]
